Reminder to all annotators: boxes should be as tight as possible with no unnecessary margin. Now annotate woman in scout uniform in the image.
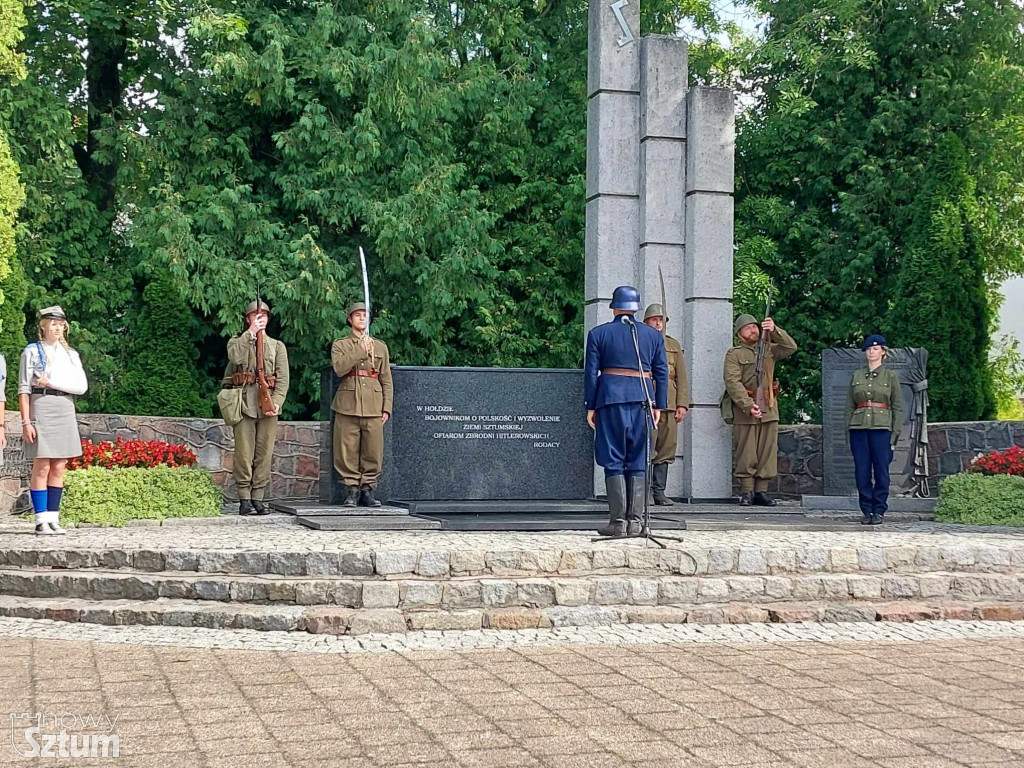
[845,335,904,525]
[18,306,89,535]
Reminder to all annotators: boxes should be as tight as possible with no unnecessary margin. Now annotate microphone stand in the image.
[593,314,684,549]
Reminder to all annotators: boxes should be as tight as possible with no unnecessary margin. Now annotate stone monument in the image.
[585,1,735,501]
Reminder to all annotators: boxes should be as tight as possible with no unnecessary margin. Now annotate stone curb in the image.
[3,568,1024,609]
[2,543,1022,577]
[1,595,1021,636]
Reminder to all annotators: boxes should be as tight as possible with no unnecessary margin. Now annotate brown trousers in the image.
[333,414,384,487]
[733,420,779,493]
[232,415,278,499]
[653,411,678,465]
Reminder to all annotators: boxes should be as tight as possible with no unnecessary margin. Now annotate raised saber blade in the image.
[358,246,371,333]
[658,265,667,339]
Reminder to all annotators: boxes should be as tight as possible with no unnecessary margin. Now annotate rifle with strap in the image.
[254,281,276,416]
[754,286,773,416]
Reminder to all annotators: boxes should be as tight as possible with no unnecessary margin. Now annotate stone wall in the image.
[770,420,1024,499]
[1,414,320,513]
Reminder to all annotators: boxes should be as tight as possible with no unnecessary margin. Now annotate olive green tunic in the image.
[653,335,691,464]
[845,365,904,444]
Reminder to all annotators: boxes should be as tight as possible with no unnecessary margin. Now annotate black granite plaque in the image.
[321,367,593,504]
[821,348,926,496]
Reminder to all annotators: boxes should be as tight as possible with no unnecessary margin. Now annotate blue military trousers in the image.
[595,402,650,477]
[849,429,893,516]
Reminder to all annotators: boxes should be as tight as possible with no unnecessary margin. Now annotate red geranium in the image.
[69,437,198,470]
[969,446,1024,477]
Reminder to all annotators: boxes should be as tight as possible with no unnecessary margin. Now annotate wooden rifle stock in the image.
[255,328,276,416]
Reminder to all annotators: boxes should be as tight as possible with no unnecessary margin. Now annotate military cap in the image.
[38,305,67,321]
[734,313,758,336]
[346,302,367,318]
[245,300,271,316]
[861,334,887,351]
[643,303,668,322]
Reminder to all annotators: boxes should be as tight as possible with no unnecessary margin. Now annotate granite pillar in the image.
[681,87,735,501]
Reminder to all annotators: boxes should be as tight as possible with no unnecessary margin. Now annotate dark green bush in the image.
[55,466,221,526]
[935,473,1024,527]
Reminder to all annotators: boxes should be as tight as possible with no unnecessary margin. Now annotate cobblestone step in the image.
[1,594,1021,635]
[3,540,1023,578]
[2,567,1022,609]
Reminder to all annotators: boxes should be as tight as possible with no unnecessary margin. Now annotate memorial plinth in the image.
[320,367,594,509]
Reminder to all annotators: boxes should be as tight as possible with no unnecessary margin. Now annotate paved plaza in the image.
[1,618,1023,767]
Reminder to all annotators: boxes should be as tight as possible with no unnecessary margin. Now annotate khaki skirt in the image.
[27,393,83,459]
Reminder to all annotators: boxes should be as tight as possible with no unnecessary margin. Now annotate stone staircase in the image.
[1,536,1023,635]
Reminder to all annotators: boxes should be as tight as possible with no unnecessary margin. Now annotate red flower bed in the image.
[69,437,198,470]
[969,446,1024,477]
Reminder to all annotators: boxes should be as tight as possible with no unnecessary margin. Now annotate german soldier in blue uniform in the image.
[585,286,669,537]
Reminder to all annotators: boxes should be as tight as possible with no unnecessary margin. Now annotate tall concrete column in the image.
[680,87,735,501]
[585,0,641,334]
[638,35,687,497]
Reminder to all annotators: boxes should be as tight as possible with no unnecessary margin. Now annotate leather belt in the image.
[601,367,651,378]
[229,372,277,387]
[856,401,890,409]
[345,369,379,379]
[31,387,69,396]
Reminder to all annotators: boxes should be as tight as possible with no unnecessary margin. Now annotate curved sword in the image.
[358,246,371,334]
[658,265,667,340]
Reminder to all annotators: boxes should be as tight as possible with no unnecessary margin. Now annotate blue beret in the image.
[862,334,886,351]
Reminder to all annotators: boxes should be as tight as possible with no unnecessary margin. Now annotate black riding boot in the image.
[651,463,674,506]
[626,475,646,537]
[597,475,627,537]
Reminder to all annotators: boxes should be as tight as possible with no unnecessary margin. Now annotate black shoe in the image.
[598,475,627,536]
[342,487,360,507]
[252,500,271,516]
[753,491,777,507]
[860,514,873,525]
[739,492,754,507]
[359,486,382,507]
[238,500,253,516]
[869,514,883,525]
[597,520,627,538]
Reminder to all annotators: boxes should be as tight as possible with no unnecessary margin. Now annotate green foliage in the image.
[736,0,1024,422]
[0,0,27,387]
[56,465,222,526]
[887,134,995,420]
[935,473,1024,527]
[989,335,1024,421]
[104,277,214,417]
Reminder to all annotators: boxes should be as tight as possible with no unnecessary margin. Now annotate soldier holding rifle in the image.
[223,299,290,516]
[723,298,797,506]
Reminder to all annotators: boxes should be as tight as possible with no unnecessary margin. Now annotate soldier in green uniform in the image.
[642,304,690,505]
[224,300,290,515]
[331,303,393,507]
[723,314,797,506]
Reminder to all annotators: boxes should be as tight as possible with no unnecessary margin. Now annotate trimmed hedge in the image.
[935,473,1024,527]
[52,466,221,527]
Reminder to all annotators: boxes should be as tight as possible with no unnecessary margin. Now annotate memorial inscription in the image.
[321,367,593,504]
[821,348,927,497]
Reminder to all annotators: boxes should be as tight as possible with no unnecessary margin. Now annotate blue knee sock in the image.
[47,486,64,512]
[30,489,48,514]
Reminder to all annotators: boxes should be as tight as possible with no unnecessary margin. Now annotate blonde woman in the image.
[19,307,88,535]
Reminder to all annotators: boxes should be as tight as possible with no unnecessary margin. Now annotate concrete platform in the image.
[802,495,938,512]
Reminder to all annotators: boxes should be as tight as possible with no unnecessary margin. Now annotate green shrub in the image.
[935,473,1024,527]
[54,466,221,527]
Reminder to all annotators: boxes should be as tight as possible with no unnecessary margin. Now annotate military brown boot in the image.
[343,487,360,507]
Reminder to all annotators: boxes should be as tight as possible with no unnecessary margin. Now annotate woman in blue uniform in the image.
[845,335,904,525]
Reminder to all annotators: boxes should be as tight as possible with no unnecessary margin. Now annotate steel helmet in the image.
[609,286,641,312]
